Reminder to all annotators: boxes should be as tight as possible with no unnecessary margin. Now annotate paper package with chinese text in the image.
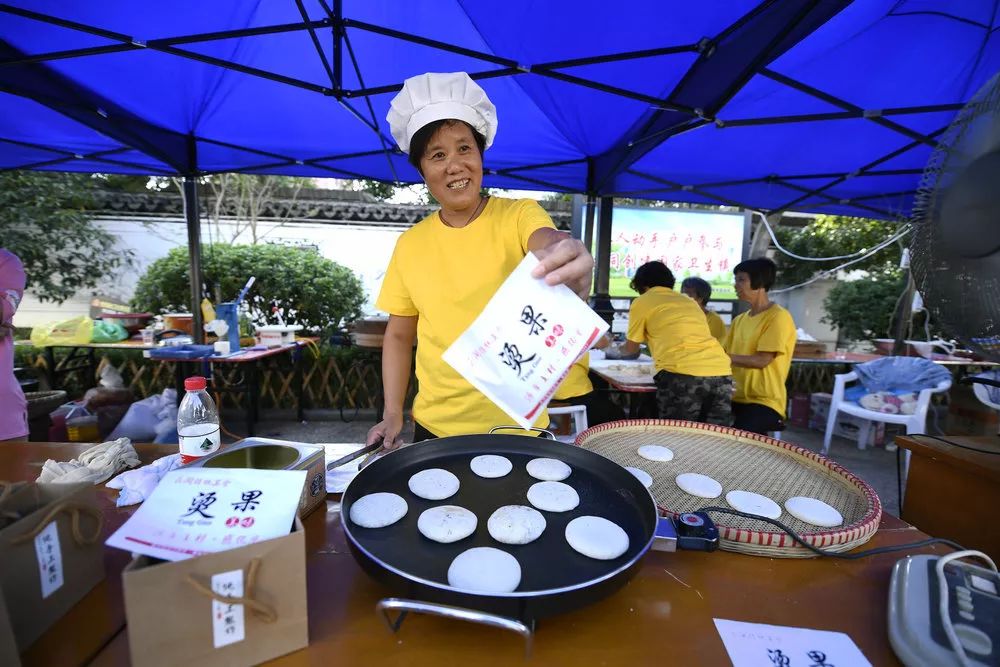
[106,467,305,562]
[443,253,609,430]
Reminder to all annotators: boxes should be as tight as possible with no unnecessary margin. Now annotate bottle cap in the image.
[184,376,207,391]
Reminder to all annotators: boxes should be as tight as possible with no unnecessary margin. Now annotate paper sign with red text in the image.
[443,253,608,430]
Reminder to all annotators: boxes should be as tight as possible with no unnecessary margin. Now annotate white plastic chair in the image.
[822,370,952,456]
[970,375,1000,434]
[548,404,588,443]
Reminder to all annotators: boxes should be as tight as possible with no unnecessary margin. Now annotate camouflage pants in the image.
[653,371,733,425]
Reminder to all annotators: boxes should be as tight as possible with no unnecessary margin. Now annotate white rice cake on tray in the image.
[470,454,513,479]
[408,468,460,500]
[487,505,547,545]
[349,492,408,528]
[637,445,674,462]
[526,458,571,481]
[675,472,723,499]
[565,516,629,560]
[526,481,580,512]
[725,490,782,520]
[417,505,478,543]
[625,466,653,488]
[785,496,844,528]
[448,547,522,593]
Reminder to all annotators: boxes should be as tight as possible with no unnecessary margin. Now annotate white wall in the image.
[13,216,403,328]
[770,279,839,347]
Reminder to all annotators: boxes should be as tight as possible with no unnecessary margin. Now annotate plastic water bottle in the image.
[177,376,221,464]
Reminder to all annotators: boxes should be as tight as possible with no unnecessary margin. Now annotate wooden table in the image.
[2,442,954,666]
[896,434,1000,561]
[588,357,655,418]
[18,340,155,392]
[150,341,310,436]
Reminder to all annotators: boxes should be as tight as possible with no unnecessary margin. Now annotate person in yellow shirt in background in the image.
[680,276,726,342]
[610,261,733,424]
[551,334,624,428]
[367,72,594,448]
[723,258,797,435]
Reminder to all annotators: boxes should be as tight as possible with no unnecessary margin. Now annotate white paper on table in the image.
[105,468,306,562]
[713,619,872,667]
[322,443,369,493]
[443,253,609,430]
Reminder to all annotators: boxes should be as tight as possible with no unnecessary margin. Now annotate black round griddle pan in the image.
[340,433,660,624]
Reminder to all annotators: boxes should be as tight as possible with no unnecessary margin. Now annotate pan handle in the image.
[488,426,556,440]
[377,597,533,657]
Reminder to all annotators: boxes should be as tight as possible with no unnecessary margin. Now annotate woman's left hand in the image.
[530,233,594,300]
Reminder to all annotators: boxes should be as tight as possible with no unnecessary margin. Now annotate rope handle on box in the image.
[9,501,104,546]
[185,558,277,623]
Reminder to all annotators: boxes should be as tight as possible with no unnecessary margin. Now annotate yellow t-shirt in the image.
[376,197,555,437]
[553,352,593,400]
[723,304,796,417]
[706,310,727,342]
[626,287,731,377]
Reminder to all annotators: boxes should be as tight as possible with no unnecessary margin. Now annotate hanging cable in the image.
[770,224,912,294]
[752,209,909,262]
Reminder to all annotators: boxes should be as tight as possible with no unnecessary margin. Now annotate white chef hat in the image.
[386,72,497,155]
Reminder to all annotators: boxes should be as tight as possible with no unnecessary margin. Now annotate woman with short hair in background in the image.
[723,258,797,435]
[681,276,726,342]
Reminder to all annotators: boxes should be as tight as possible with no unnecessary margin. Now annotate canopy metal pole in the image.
[589,196,615,325]
[182,175,204,344]
[583,195,597,252]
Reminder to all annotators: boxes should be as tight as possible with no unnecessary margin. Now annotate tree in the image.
[178,174,313,245]
[822,276,907,340]
[131,244,365,335]
[774,215,921,343]
[0,171,134,303]
[773,215,905,286]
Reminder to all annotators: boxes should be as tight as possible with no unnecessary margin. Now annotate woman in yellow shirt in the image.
[612,261,733,424]
[367,72,594,448]
[680,276,726,342]
[723,258,797,435]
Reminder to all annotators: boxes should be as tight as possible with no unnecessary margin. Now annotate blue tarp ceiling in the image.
[1,0,998,220]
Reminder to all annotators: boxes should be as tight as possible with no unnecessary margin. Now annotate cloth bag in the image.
[122,517,308,667]
[0,482,105,651]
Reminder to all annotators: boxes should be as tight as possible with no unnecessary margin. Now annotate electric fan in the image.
[910,70,1000,403]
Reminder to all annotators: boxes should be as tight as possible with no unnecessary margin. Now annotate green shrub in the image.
[132,244,365,335]
[822,276,906,341]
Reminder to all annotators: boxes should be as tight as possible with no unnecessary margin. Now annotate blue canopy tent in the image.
[1,1,998,336]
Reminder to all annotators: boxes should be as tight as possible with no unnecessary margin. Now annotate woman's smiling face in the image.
[418,121,483,218]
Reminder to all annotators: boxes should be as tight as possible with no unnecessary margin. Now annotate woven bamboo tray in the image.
[575,420,882,558]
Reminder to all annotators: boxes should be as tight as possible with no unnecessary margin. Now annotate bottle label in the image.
[179,425,221,463]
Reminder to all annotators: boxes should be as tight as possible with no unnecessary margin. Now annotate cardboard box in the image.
[123,516,308,667]
[808,392,886,447]
[0,483,105,652]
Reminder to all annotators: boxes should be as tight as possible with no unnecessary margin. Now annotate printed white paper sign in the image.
[106,467,305,561]
[714,619,872,667]
[34,521,63,599]
[212,568,246,648]
[443,253,609,429]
